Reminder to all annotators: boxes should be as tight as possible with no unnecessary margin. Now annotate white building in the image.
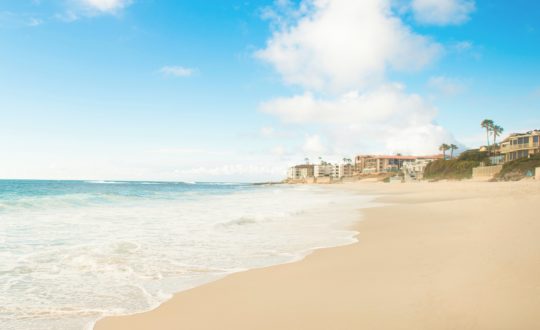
[314,164,333,178]
[401,159,433,179]
[314,163,355,179]
[331,164,354,179]
[287,165,314,180]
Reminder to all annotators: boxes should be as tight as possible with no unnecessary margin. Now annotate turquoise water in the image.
[0,180,369,330]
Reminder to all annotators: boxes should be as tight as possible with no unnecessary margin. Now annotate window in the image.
[524,137,530,144]
[534,136,539,143]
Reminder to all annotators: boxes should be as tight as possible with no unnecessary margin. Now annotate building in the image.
[355,155,443,174]
[314,163,354,179]
[287,164,314,180]
[401,159,434,179]
[331,164,355,179]
[500,130,540,162]
[489,155,505,165]
[314,164,333,178]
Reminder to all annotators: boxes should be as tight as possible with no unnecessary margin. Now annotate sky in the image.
[1,0,539,182]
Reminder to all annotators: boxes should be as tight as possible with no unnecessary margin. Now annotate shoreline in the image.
[89,184,374,330]
[95,180,540,330]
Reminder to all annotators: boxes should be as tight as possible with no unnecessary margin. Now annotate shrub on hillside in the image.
[495,154,540,181]
[424,159,480,180]
[458,149,490,163]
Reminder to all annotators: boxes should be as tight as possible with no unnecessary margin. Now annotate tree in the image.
[304,157,310,164]
[481,119,494,148]
[439,144,450,160]
[492,125,504,145]
[449,144,459,159]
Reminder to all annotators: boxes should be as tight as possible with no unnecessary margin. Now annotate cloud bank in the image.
[257,0,457,156]
[261,84,453,155]
[257,0,442,93]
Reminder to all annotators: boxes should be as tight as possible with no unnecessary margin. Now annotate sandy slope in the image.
[95,181,540,330]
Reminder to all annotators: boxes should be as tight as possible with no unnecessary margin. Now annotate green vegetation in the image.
[423,148,494,180]
[495,154,540,181]
[480,119,504,152]
[481,119,494,148]
[449,144,459,159]
[438,143,459,159]
[492,125,504,145]
[424,159,480,180]
[439,143,450,159]
[457,149,490,163]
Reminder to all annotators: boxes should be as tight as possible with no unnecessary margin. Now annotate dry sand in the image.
[95,180,540,330]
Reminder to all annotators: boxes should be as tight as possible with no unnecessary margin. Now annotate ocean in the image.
[0,180,371,330]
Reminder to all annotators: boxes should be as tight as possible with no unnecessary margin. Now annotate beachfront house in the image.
[499,130,540,162]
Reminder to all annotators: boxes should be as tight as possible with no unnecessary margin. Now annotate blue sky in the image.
[1,0,539,181]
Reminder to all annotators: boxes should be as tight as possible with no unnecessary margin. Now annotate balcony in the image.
[501,142,540,152]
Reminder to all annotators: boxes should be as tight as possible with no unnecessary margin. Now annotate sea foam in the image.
[0,181,373,330]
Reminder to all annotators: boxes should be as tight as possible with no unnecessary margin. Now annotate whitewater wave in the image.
[0,182,373,330]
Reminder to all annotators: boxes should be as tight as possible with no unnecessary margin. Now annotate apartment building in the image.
[287,164,315,180]
[313,163,355,179]
[355,155,443,174]
[331,164,354,179]
[314,164,333,178]
[500,130,540,162]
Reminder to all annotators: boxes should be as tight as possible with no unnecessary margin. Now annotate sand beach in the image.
[95,180,540,330]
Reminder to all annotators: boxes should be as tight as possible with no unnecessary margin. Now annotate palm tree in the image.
[449,144,458,159]
[439,143,450,160]
[481,119,494,148]
[492,125,504,145]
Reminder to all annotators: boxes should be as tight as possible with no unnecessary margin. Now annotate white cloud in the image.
[452,40,473,52]
[411,0,475,25]
[0,11,44,27]
[80,0,132,13]
[302,134,326,155]
[428,76,465,96]
[160,66,196,78]
[257,0,460,156]
[271,145,286,156]
[150,148,230,156]
[260,126,275,137]
[256,0,442,93]
[55,0,132,21]
[261,84,454,155]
